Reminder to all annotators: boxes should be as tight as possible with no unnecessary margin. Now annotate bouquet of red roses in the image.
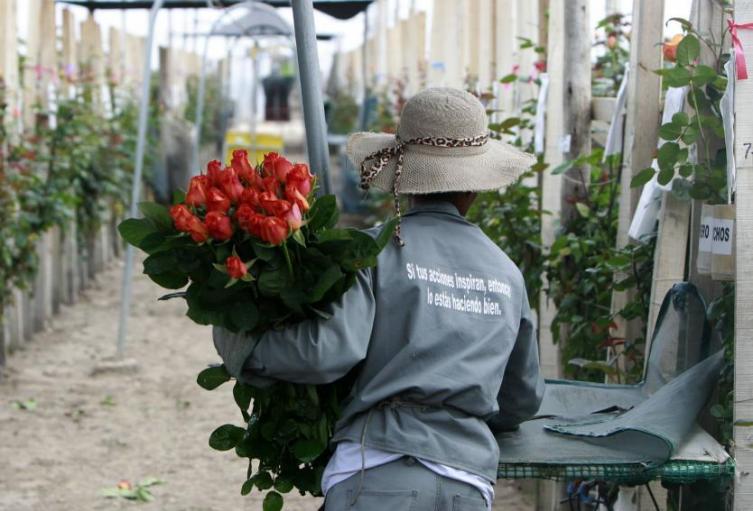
[119,150,395,510]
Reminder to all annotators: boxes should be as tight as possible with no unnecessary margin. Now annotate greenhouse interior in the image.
[1,0,752,510]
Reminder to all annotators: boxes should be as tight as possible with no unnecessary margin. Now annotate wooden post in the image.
[62,8,78,97]
[539,0,591,376]
[80,14,106,112]
[610,0,665,347]
[559,0,591,225]
[540,0,566,381]
[734,2,753,509]
[493,0,518,115]
[22,0,42,129]
[0,0,20,129]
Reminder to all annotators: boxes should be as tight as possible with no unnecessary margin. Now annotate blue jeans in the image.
[324,456,488,510]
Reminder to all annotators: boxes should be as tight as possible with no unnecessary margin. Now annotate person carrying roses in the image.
[213,88,544,511]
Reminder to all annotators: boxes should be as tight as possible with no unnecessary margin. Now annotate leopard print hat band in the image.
[359,133,490,246]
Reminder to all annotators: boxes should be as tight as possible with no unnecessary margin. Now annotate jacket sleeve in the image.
[214,268,376,386]
[487,292,545,433]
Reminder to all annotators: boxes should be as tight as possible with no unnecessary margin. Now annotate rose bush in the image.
[119,151,396,510]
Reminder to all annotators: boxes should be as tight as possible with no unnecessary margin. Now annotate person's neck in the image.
[410,193,476,217]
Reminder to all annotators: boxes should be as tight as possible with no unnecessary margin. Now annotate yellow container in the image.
[224,130,284,165]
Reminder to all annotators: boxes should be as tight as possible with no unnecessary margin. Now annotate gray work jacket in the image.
[213,200,544,481]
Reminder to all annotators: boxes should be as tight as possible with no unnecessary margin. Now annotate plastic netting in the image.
[497,459,735,485]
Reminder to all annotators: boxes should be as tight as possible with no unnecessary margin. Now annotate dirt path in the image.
[0,259,533,511]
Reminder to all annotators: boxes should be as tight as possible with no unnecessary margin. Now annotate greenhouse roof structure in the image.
[56,0,373,20]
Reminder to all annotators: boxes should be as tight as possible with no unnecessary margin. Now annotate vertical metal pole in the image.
[291,0,331,195]
[193,29,213,170]
[116,0,164,356]
[359,9,369,130]
[251,40,259,149]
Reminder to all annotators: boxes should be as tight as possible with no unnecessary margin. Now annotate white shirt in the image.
[321,441,494,509]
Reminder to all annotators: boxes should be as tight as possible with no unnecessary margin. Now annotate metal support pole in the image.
[359,9,369,130]
[116,0,165,356]
[291,0,332,195]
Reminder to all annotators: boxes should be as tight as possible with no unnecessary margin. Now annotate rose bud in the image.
[286,163,314,196]
[607,33,618,49]
[170,204,194,231]
[663,34,683,63]
[185,175,209,207]
[206,160,223,186]
[283,202,303,231]
[218,167,244,203]
[533,60,546,73]
[236,204,265,237]
[171,205,209,243]
[205,210,234,241]
[206,187,231,213]
[259,216,289,246]
[262,152,294,182]
[231,149,263,188]
[225,255,247,279]
[285,184,310,213]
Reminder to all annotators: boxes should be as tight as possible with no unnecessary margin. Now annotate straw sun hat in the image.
[346,87,536,196]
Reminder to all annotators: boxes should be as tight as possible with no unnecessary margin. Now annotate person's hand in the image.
[212,327,276,388]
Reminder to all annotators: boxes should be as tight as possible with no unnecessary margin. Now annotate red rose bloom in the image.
[284,184,310,213]
[206,160,223,186]
[259,192,292,217]
[225,255,247,279]
[218,167,244,203]
[206,187,231,213]
[286,163,314,196]
[205,211,234,241]
[260,175,280,195]
[231,150,262,188]
[170,204,208,243]
[240,187,261,209]
[259,216,289,245]
[236,204,265,237]
[185,175,209,207]
[262,152,294,182]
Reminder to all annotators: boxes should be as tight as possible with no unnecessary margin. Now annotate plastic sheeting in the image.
[497,283,728,479]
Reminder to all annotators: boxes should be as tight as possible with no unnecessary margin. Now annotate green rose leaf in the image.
[676,34,700,65]
[273,478,294,494]
[630,167,655,188]
[307,194,339,232]
[233,382,254,413]
[657,167,675,186]
[658,122,682,141]
[263,491,284,511]
[209,424,245,451]
[227,301,259,332]
[291,439,326,463]
[681,124,699,145]
[197,365,231,390]
[671,112,689,126]
[657,142,680,172]
[118,218,158,248]
[575,203,590,218]
[657,67,691,87]
[139,202,173,232]
[241,478,255,496]
[692,64,718,86]
[499,73,518,84]
[258,267,292,296]
[307,265,344,303]
[253,472,274,490]
[148,271,189,289]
